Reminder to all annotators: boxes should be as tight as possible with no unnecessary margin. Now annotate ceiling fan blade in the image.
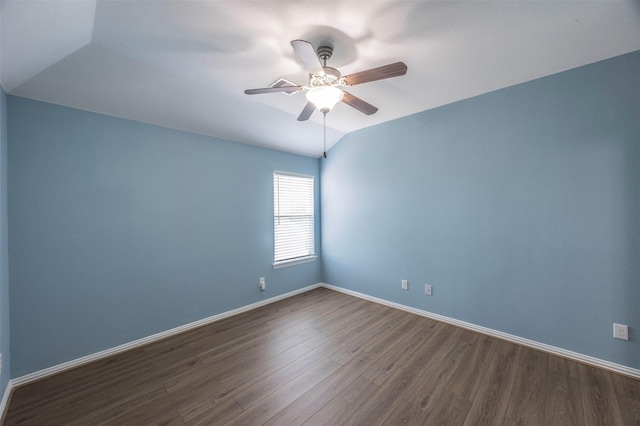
[342,91,378,115]
[291,40,325,76]
[343,62,407,86]
[244,85,303,95]
[297,102,316,121]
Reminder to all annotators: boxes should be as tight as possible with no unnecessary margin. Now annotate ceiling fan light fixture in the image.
[306,86,344,114]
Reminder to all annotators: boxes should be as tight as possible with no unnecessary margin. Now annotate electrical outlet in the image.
[259,277,266,291]
[0,352,3,376]
[425,284,432,296]
[401,280,408,290]
[613,323,628,340]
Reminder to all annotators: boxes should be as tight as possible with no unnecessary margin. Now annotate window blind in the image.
[273,172,315,264]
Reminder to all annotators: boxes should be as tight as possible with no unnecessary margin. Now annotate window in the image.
[273,171,316,268]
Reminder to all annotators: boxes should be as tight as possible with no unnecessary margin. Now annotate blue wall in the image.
[0,87,10,391]
[321,51,640,369]
[7,97,321,376]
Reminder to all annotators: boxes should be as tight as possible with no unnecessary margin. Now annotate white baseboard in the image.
[320,283,640,380]
[0,380,12,424]
[9,283,322,389]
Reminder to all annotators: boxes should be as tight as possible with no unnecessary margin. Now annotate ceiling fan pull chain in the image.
[323,113,327,159]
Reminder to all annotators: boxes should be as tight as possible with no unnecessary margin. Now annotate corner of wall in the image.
[0,83,11,411]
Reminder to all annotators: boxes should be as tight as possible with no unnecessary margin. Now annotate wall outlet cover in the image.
[401,280,408,290]
[613,323,628,340]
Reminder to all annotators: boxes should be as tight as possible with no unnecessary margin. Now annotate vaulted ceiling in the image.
[2,1,639,157]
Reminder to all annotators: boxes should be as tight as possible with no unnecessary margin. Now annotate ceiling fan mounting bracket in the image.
[317,45,333,64]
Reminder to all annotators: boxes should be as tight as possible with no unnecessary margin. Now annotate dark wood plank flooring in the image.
[3,287,638,425]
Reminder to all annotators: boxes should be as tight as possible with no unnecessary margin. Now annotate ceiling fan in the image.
[244,40,408,122]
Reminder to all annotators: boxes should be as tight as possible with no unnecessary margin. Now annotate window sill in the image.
[273,256,317,269]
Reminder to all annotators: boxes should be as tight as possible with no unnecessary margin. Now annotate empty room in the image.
[0,1,639,424]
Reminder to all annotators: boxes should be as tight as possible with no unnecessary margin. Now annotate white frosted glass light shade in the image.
[306,86,344,113]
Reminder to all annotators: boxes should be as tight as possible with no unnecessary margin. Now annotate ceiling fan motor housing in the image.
[310,66,341,87]
[309,45,342,87]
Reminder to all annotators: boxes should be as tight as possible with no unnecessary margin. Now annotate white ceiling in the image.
[1,1,639,158]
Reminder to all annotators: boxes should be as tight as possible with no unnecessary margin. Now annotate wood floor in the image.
[3,288,639,425]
